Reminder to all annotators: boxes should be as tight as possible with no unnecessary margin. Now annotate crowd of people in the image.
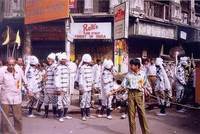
[0,52,197,134]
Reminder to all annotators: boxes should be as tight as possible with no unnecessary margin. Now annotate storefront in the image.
[29,21,65,60]
[128,19,178,59]
[70,22,113,62]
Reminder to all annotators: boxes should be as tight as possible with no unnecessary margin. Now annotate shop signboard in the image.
[25,0,69,24]
[114,2,129,39]
[70,23,112,39]
[135,22,176,39]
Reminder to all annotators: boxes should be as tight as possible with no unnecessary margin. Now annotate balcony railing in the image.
[144,1,171,21]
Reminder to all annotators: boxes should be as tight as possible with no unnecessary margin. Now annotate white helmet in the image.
[82,54,92,63]
[30,55,39,65]
[47,53,56,60]
[180,57,188,65]
[155,57,163,66]
[104,59,113,69]
[136,57,142,65]
[58,52,68,61]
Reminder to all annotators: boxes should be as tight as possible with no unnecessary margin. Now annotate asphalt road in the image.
[1,105,200,134]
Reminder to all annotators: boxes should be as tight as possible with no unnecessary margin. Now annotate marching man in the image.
[26,56,43,117]
[155,58,172,116]
[43,53,58,118]
[54,52,72,122]
[77,54,94,121]
[175,57,188,112]
[98,59,114,120]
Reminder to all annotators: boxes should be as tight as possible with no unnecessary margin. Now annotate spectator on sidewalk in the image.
[0,57,27,134]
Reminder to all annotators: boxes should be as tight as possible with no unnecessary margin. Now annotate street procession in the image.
[1,0,200,134]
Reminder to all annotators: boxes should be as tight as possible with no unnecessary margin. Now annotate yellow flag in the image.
[2,26,10,45]
[15,30,21,49]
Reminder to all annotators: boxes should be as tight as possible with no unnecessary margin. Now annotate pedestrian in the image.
[121,58,151,134]
[175,57,188,112]
[0,60,3,67]
[0,57,27,134]
[54,52,72,122]
[67,59,77,95]
[77,54,94,121]
[98,59,114,120]
[147,58,156,95]
[155,58,172,116]
[26,56,43,117]
[43,53,58,118]
[93,59,102,111]
[16,58,24,70]
[114,79,128,119]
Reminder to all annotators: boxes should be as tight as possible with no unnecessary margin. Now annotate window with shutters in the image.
[180,1,190,24]
[144,0,170,21]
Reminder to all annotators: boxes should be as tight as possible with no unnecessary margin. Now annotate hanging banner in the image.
[25,0,69,24]
[114,39,128,73]
[114,2,129,39]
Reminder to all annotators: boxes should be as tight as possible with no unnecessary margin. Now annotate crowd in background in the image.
[0,53,197,134]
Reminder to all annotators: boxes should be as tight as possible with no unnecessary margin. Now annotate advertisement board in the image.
[25,0,69,24]
[70,23,112,39]
[114,2,129,39]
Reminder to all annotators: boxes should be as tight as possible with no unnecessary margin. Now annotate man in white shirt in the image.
[0,57,27,134]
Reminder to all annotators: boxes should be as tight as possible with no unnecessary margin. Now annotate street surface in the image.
[1,95,200,134]
[20,106,200,134]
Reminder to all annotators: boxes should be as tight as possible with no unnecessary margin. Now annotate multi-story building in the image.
[0,0,200,64]
[0,0,24,59]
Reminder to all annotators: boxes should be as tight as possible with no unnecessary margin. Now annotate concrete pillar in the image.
[84,0,93,13]
[65,19,70,60]
[23,26,32,65]
[23,26,31,56]
[190,0,195,25]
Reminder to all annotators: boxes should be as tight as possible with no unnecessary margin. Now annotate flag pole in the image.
[6,43,9,59]
[12,43,16,57]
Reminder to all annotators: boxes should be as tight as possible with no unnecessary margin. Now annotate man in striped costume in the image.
[43,53,58,118]
[26,56,43,118]
[98,59,114,120]
[155,58,171,116]
[54,53,72,122]
[175,57,188,112]
[78,54,94,121]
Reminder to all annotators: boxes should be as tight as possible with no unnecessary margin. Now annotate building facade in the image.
[0,0,200,68]
[0,0,24,59]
